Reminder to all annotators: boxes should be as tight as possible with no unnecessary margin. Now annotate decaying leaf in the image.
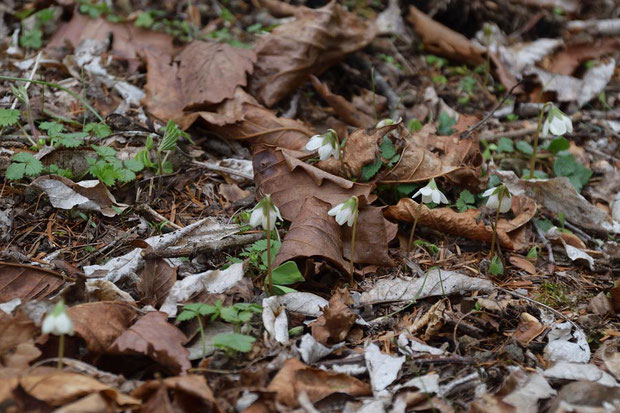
[342,206,397,267]
[0,262,66,302]
[142,41,256,127]
[249,1,376,106]
[310,75,375,128]
[137,258,177,307]
[67,301,138,353]
[365,343,406,393]
[310,289,357,345]
[385,196,536,251]
[252,146,374,221]
[274,197,349,274]
[267,358,372,407]
[0,310,37,356]
[31,175,125,217]
[512,313,546,346]
[131,375,222,413]
[110,311,190,375]
[360,269,494,306]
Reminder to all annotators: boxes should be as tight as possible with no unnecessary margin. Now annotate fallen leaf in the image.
[137,258,177,307]
[2,342,41,368]
[249,1,376,106]
[274,197,349,274]
[500,368,556,413]
[31,175,125,217]
[253,146,374,221]
[132,375,222,413]
[549,381,620,412]
[543,361,618,387]
[512,313,545,346]
[385,196,536,251]
[48,13,175,71]
[0,262,65,302]
[219,183,250,203]
[17,368,139,408]
[67,301,138,353]
[407,5,485,66]
[310,75,375,128]
[110,311,190,375]
[509,255,536,275]
[547,38,620,75]
[0,310,37,356]
[142,41,256,126]
[310,289,357,345]
[360,269,494,305]
[267,358,371,407]
[342,206,397,267]
[365,343,406,393]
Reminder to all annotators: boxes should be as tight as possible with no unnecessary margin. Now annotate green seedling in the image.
[455,190,476,212]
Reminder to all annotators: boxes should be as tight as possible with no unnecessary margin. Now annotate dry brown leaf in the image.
[2,342,41,368]
[310,75,375,128]
[142,41,256,128]
[249,1,376,106]
[67,301,138,353]
[342,206,397,267]
[48,13,175,71]
[509,256,536,275]
[547,38,620,76]
[15,368,139,408]
[385,196,536,251]
[256,0,299,17]
[0,310,37,356]
[110,311,190,375]
[512,313,545,346]
[310,289,357,345]
[137,258,177,307]
[407,5,485,66]
[267,358,371,407]
[252,146,374,221]
[0,262,65,302]
[132,375,222,413]
[274,197,349,274]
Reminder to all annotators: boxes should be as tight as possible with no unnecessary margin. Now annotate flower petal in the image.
[249,208,263,228]
[486,194,499,210]
[318,144,332,160]
[335,208,350,226]
[542,119,550,137]
[328,204,343,217]
[422,193,433,204]
[439,192,449,204]
[41,315,55,335]
[347,211,356,227]
[483,187,496,197]
[499,195,512,213]
[431,190,440,204]
[411,189,423,199]
[305,136,323,151]
[549,118,566,136]
[420,186,433,196]
[563,117,573,133]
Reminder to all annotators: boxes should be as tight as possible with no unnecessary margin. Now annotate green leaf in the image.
[547,137,570,154]
[437,112,457,136]
[496,137,514,153]
[489,255,504,275]
[521,169,548,179]
[92,145,116,158]
[5,162,26,180]
[159,120,182,152]
[515,140,533,156]
[20,29,43,49]
[380,137,396,160]
[455,190,475,212]
[396,183,418,197]
[0,109,20,126]
[273,285,298,295]
[526,246,538,259]
[135,11,155,28]
[39,121,64,137]
[361,157,382,181]
[553,154,592,192]
[84,122,111,138]
[177,310,197,322]
[58,132,88,148]
[213,333,255,353]
[136,150,153,168]
[115,168,136,183]
[124,158,144,172]
[89,160,117,186]
[13,152,43,176]
[270,261,304,286]
[408,118,423,132]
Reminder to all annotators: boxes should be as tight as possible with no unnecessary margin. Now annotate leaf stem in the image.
[529,102,551,179]
[349,199,359,277]
[58,334,64,370]
[197,315,206,360]
[406,202,423,255]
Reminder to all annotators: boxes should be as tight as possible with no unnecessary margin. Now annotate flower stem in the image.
[266,213,273,296]
[197,315,206,360]
[489,191,504,258]
[529,102,551,179]
[406,202,423,255]
[58,334,64,370]
[349,205,359,277]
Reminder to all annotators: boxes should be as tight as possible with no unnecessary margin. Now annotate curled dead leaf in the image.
[310,289,357,345]
[249,1,376,106]
[385,196,536,251]
[342,206,397,267]
[132,375,222,413]
[310,75,375,128]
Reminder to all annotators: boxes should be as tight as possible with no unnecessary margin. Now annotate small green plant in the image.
[495,137,514,154]
[5,152,43,180]
[489,255,504,276]
[135,121,187,175]
[535,281,570,308]
[408,118,423,132]
[455,190,476,212]
[78,0,111,18]
[39,121,89,148]
[360,134,400,182]
[268,261,304,295]
[0,109,20,127]
[527,246,539,260]
[19,7,57,49]
[229,238,281,273]
[458,76,477,105]
[378,53,403,70]
[87,145,144,186]
[553,153,592,193]
[437,112,457,136]
[426,55,448,69]
[214,333,255,353]
[432,75,447,85]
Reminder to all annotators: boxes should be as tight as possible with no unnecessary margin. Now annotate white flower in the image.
[305,129,340,161]
[41,301,74,336]
[483,184,512,213]
[328,196,358,227]
[412,178,449,205]
[542,106,573,137]
[249,194,282,231]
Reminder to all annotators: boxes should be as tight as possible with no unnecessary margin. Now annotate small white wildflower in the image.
[483,184,512,213]
[305,129,340,161]
[41,300,74,336]
[412,178,449,205]
[249,194,282,231]
[542,106,573,137]
[328,196,359,227]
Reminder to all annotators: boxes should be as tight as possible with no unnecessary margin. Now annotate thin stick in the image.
[266,213,273,296]
[529,102,551,179]
[349,209,358,277]
[58,334,64,370]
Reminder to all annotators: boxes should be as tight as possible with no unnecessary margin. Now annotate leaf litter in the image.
[1,0,620,411]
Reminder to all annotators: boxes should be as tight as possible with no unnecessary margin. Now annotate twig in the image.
[479,126,537,142]
[135,204,183,230]
[461,81,522,140]
[534,222,555,267]
[143,233,262,259]
[192,160,253,180]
